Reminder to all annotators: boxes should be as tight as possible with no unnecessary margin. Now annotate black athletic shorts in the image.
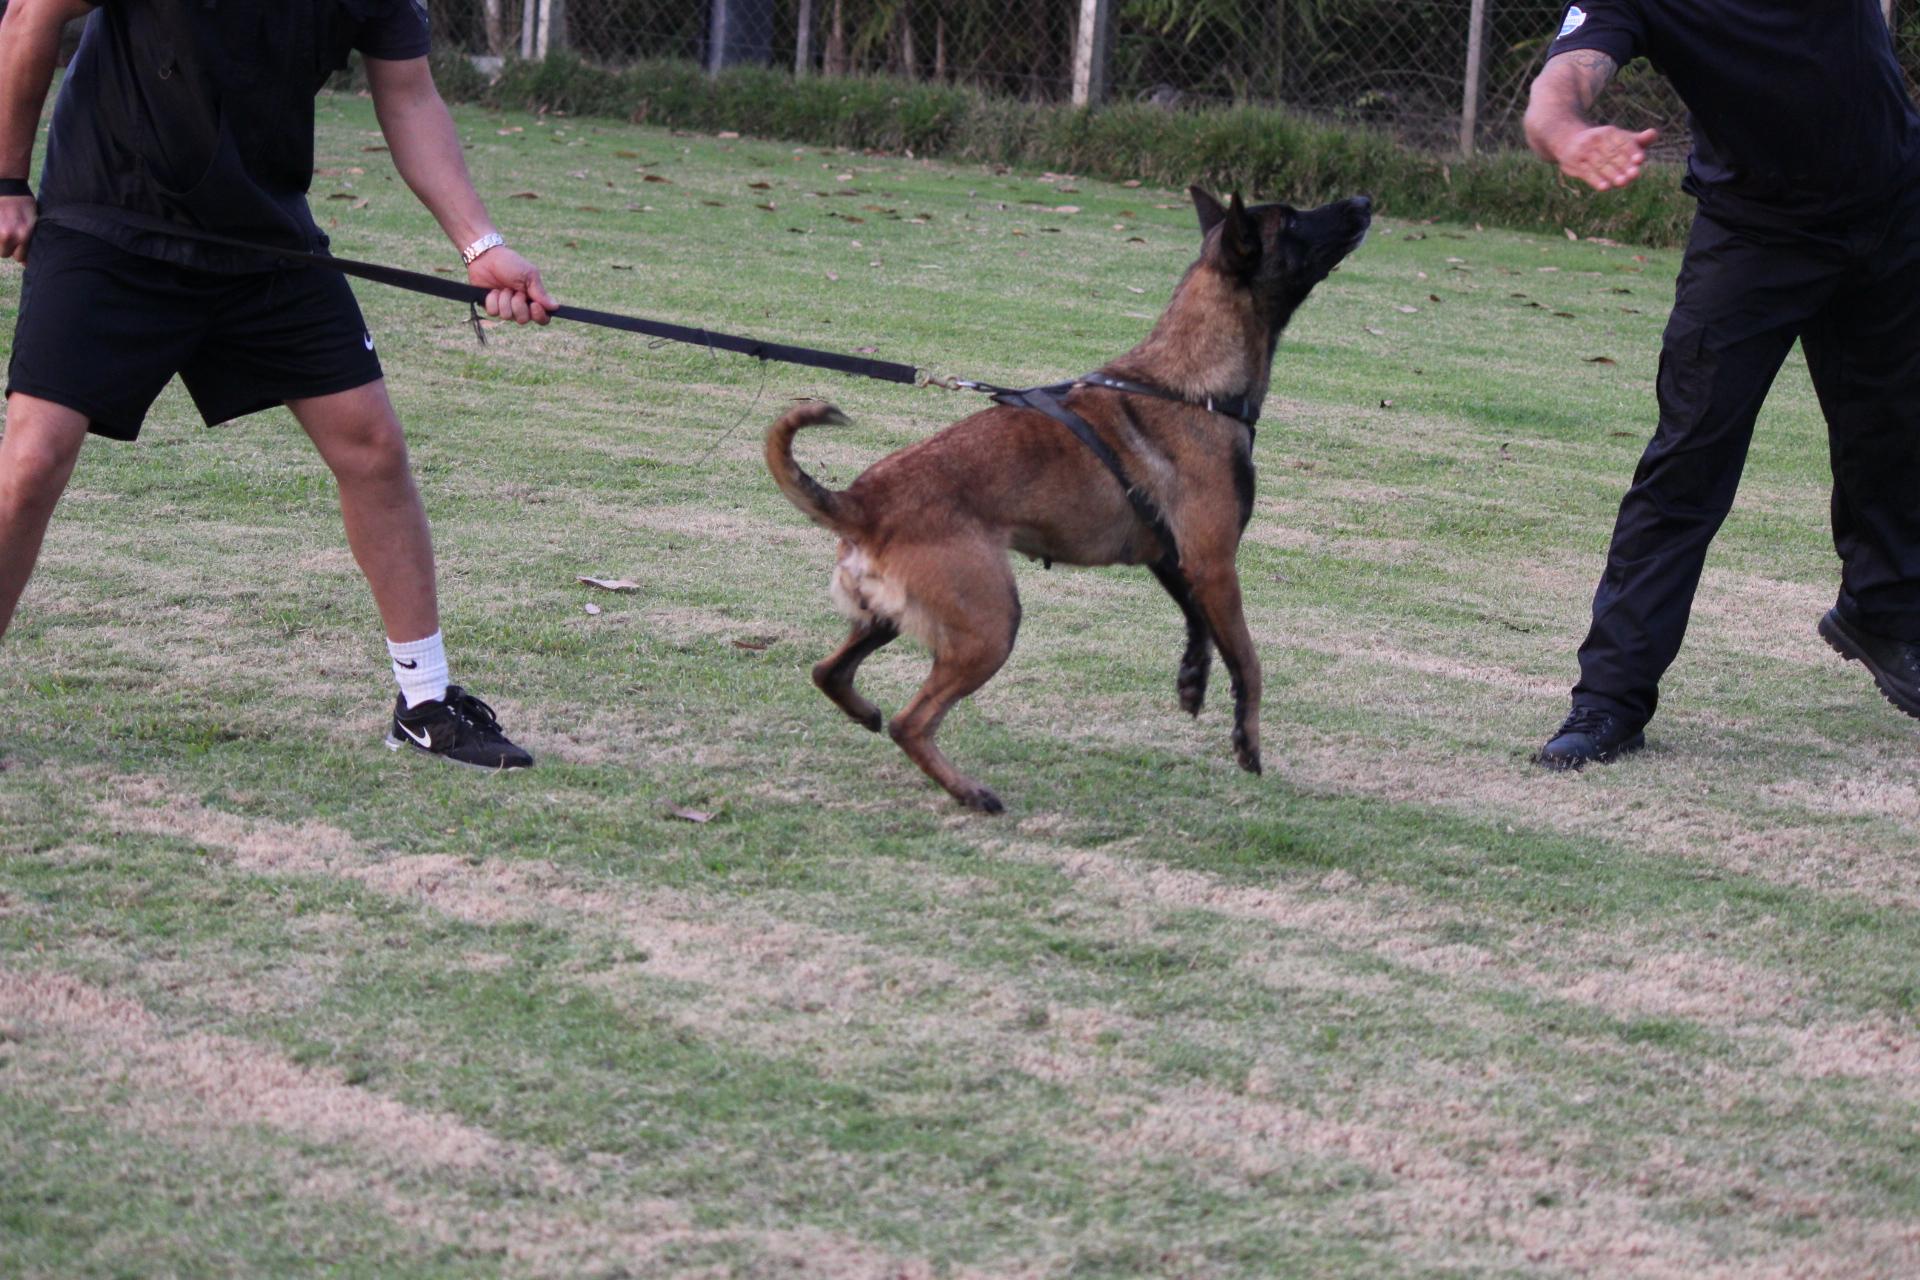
[5,221,384,441]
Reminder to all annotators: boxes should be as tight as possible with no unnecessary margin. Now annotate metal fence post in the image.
[1459,0,1487,155]
[1073,0,1113,107]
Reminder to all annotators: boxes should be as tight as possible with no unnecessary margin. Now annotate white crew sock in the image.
[388,631,450,708]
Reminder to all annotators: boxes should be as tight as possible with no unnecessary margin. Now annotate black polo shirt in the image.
[1549,0,1920,226]
[38,0,431,272]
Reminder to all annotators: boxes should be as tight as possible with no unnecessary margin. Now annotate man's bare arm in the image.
[364,54,555,325]
[1524,49,1660,192]
[0,0,96,262]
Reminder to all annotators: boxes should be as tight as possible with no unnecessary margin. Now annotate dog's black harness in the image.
[966,373,1260,574]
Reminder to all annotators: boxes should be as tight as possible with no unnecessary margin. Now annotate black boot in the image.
[1535,705,1646,771]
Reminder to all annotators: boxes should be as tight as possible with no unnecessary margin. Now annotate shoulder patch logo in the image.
[1559,6,1588,38]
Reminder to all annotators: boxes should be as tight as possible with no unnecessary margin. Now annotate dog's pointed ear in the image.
[1219,192,1260,275]
[1191,186,1227,236]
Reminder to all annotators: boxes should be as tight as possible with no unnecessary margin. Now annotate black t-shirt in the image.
[1548,0,1920,225]
[39,0,431,272]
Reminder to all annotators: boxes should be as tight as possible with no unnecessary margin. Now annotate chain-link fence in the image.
[12,2,1918,156]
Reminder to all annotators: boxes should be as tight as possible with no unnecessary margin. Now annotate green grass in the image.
[4,92,1920,1278]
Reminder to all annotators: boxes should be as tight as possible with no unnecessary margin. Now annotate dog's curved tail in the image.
[765,401,859,533]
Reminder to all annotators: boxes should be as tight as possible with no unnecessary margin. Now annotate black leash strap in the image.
[37,206,923,386]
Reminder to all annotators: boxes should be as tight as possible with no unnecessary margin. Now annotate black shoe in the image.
[386,686,534,771]
[1818,608,1920,720]
[1534,705,1646,771]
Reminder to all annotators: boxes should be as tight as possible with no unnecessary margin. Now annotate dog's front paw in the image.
[1232,728,1262,775]
[1178,667,1208,716]
[958,786,1005,814]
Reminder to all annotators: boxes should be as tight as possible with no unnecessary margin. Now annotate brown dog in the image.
[767,187,1371,811]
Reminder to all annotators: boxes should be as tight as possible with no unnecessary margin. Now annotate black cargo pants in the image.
[1573,179,1920,725]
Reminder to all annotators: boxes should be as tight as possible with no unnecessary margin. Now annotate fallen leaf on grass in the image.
[667,806,715,824]
[1586,355,1617,365]
[1379,398,1395,408]
[583,603,602,616]
[1396,304,1418,314]
[1365,326,1386,336]
[508,190,540,200]
[498,127,524,135]
[363,144,389,153]
[578,577,642,591]
[856,345,879,353]
[1051,205,1081,214]
[731,636,776,651]
[642,173,672,184]
[609,262,635,270]
[748,181,772,190]
[614,148,639,158]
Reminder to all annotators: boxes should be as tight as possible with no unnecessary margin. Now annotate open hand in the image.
[0,195,37,264]
[469,246,556,325]
[1556,125,1660,192]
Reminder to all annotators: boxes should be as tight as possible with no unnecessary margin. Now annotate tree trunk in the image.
[795,0,813,74]
[934,13,946,82]
[1029,0,1049,99]
[898,2,916,79]
[482,0,506,58]
[824,0,848,75]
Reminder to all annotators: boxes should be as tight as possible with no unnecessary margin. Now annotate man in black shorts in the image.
[0,0,556,769]
[1523,1,1920,768]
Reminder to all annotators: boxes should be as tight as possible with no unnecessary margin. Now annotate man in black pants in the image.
[1524,0,1920,768]
[0,0,556,769]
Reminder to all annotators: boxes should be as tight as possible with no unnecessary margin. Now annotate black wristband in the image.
[0,178,32,198]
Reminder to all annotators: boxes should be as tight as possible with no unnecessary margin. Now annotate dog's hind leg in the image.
[886,551,1020,813]
[812,620,899,732]
[1150,558,1212,716]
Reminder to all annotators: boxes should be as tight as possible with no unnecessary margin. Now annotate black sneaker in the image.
[386,686,534,771]
[1534,705,1646,771]
[1818,608,1920,720]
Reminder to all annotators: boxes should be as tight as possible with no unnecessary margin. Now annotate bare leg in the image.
[813,619,899,732]
[0,394,91,642]
[286,380,439,644]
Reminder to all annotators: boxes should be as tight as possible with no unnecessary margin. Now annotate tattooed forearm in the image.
[1558,49,1620,112]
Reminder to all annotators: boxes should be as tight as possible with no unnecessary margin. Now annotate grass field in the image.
[5,91,1920,1279]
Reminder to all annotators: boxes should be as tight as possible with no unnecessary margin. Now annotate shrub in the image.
[430,52,1695,248]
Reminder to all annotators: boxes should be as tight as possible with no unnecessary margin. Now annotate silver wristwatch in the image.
[460,231,506,266]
